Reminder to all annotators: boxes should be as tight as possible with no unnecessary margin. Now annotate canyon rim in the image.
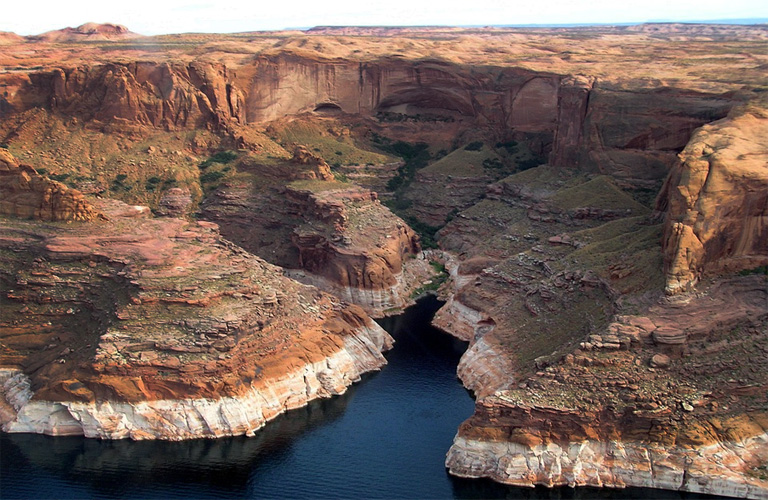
[0,21,767,498]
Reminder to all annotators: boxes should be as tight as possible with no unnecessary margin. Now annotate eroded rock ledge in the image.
[447,401,768,499]
[0,150,100,221]
[0,199,392,440]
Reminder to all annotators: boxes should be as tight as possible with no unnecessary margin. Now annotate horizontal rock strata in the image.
[0,199,392,440]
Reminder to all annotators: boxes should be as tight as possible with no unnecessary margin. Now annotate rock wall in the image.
[659,107,768,294]
[442,272,768,498]
[203,178,422,315]
[550,82,732,181]
[245,54,560,137]
[0,199,393,440]
[447,401,768,499]
[0,149,100,221]
[1,61,245,130]
[1,321,390,440]
[0,53,739,181]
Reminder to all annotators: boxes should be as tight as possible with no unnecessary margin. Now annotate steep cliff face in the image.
[245,54,560,141]
[447,401,768,498]
[659,106,768,294]
[242,53,735,182]
[0,199,393,440]
[202,171,423,314]
[1,61,245,131]
[550,82,732,182]
[0,150,100,221]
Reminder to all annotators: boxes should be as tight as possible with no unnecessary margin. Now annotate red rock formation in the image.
[2,62,244,131]
[32,23,141,42]
[658,106,768,294]
[0,199,393,439]
[289,146,335,180]
[245,53,561,146]
[551,83,732,182]
[0,150,100,221]
[446,275,768,498]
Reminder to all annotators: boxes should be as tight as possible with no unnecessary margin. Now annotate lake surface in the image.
[1,296,717,499]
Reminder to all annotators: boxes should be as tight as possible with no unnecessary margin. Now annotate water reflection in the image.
[1,390,358,498]
[0,296,719,499]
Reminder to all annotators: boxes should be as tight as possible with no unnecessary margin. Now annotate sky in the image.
[4,0,768,36]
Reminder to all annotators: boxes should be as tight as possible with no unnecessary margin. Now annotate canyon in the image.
[0,22,767,498]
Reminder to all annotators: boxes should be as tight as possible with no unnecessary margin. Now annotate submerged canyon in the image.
[0,22,767,498]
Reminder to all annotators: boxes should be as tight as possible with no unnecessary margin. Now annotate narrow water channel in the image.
[0,296,718,499]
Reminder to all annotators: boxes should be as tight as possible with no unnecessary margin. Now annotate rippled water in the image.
[1,297,717,499]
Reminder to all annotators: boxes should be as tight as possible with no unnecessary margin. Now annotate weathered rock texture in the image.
[202,171,422,314]
[448,403,768,498]
[444,274,768,498]
[659,106,768,294]
[0,199,392,440]
[1,62,245,131]
[0,150,100,221]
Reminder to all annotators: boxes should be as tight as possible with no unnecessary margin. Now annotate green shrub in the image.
[464,141,484,151]
[199,150,237,169]
[738,265,768,276]
[200,171,225,184]
[495,140,518,154]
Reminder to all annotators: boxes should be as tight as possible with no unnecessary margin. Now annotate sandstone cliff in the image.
[659,105,768,294]
[0,199,393,439]
[200,153,423,315]
[0,150,100,221]
[445,274,768,498]
[1,61,245,131]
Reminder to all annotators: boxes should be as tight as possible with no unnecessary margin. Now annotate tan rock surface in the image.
[0,199,393,439]
[0,150,100,221]
[659,106,768,294]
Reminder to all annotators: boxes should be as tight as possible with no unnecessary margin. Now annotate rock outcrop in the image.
[32,23,142,42]
[0,199,393,440]
[0,150,100,221]
[659,106,768,294]
[447,401,768,498]
[202,170,422,314]
[2,62,245,131]
[444,274,768,498]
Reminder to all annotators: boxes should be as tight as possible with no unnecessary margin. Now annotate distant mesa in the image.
[0,31,25,44]
[31,23,142,42]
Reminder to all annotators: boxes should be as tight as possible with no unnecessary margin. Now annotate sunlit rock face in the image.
[0,150,100,221]
[659,107,768,294]
[0,198,392,440]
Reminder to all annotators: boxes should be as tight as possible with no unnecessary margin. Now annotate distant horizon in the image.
[7,18,768,38]
[5,0,768,37]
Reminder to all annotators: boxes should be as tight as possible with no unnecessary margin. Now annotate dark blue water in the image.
[1,297,719,499]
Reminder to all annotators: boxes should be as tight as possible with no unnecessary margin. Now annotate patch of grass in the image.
[199,150,238,169]
[49,173,71,182]
[271,119,391,166]
[375,138,431,191]
[145,176,162,192]
[739,265,768,276]
[420,144,497,176]
[200,171,225,184]
[410,260,449,297]
[549,176,650,213]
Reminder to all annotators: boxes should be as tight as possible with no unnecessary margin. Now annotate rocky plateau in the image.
[0,22,766,498]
